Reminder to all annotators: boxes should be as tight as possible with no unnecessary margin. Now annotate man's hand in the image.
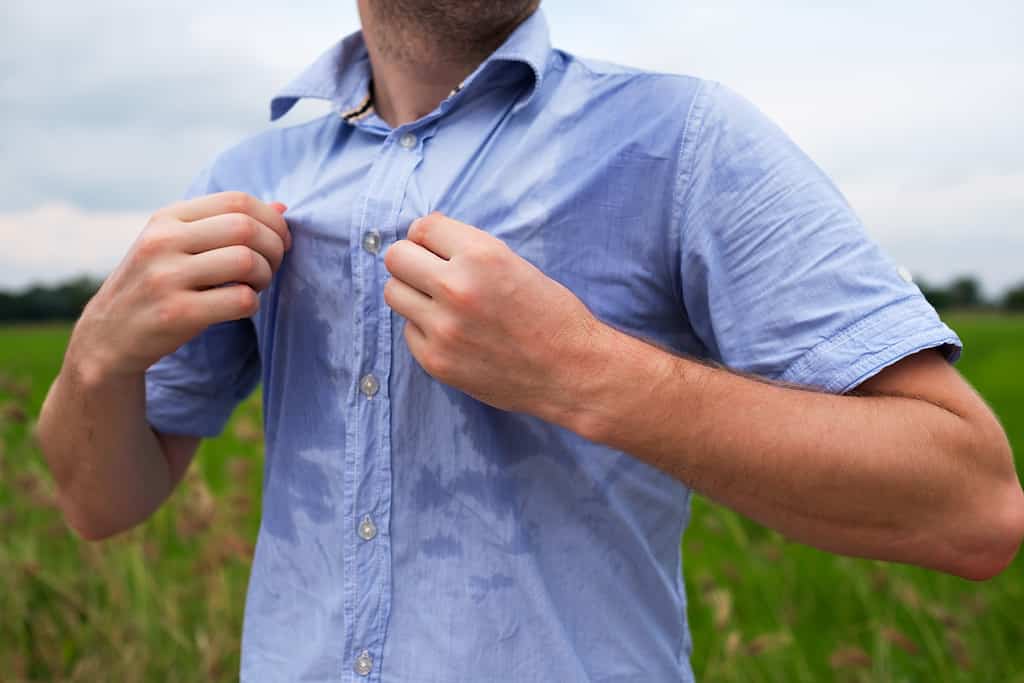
[383,212,599,423]
[37,191,291,541]
[69,191,291,382]
[383,214,1024,581]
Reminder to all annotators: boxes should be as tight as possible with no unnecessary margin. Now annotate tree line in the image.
[916,276,1024,312]
[0,273,1021,324]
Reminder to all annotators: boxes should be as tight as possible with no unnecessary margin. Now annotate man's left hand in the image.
[383,212,602,422]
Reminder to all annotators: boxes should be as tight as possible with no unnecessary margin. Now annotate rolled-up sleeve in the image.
[144,161,261,437]
[675,80,962,394]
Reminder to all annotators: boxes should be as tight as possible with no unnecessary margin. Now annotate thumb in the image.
[269,201,287,214]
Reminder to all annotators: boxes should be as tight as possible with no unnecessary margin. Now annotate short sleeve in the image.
[675,80,962,394]
[144,160,261,437]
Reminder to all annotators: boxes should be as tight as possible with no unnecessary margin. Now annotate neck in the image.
[366,55,477,129]
[357,2,538,128]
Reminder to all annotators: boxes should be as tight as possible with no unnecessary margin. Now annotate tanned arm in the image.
[36,192,290,540]
[380,212,1024,581]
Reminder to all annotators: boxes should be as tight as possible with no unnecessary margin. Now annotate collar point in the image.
[270,96,298,123]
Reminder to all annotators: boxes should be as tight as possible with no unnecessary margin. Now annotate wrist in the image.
[543,316,624,443]
[548,318,688,446]
[64,326,138,393]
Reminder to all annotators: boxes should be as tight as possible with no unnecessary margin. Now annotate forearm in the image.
[554,323,1022,579]
[36,337,172,540]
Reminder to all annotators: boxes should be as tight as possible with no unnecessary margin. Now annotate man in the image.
[37,1,1024,681]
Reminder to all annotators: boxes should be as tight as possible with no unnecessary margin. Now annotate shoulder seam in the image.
[671,78,719,255]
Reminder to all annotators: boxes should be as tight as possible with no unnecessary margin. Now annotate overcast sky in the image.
[2,1,1021,295]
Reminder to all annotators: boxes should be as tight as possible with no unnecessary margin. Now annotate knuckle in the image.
[155,296,189,328]
[421,348,452,378]
[433,317,463,346]
[221,191,252,215]
[136,225,173,258]
[237,286,260,315]
[469,239,504,266]
[267,239,285,270]
[227,213,258,245]
[142,264,175,294]
[149,206,173,223]
[382,240,405,270]
[230,245,257,275]
[439,276,475,308]
[253,255,273,290]
[409,215,438,243]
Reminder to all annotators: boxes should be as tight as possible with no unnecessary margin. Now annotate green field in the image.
[1,316,1022,682]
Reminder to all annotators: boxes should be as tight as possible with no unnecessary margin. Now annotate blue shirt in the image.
[145,9,962,682]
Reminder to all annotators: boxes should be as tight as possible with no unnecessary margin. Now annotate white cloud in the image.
[0,203,148,289]
[848,173,1024,296]
[1,0,1022,294]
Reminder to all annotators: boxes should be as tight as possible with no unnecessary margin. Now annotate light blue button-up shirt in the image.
[145,9,962,682]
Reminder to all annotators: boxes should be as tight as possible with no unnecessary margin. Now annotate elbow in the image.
[68,517,123,543]
[65,513,127,543]
[946,459,1024,581]
[57,493,131,543]
[952,489,1024,581]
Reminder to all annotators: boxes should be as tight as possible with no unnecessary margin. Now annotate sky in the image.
[2,1,1022,296]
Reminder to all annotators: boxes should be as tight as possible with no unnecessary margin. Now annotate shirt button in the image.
[354,649,373,676]
[359,374,380,398]
[399,132,417,149]
[362,230,382,254]
[358,514,378,541]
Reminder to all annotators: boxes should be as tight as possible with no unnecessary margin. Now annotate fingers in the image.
[383,239,446,297]
[189,283,262,325]
[406,212,480,260]
[402,316,429,359]
[179,213,287,271]
[384,274,434,324]
[183,245,274,292]
[163,191,291,250]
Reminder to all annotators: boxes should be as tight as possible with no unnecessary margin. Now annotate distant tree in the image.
[54,275,104,317]
[947,276,983,308]
[1004,283,1024,312]
[916,278,953,311]
[0,274,104,323]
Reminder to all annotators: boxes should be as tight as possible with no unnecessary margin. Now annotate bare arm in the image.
[380,212,1024,582]
[36,192,291,540]
[563,329,1024,581]
[36,361,200,539]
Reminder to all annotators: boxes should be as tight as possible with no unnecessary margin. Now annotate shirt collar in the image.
[269,8,552,123]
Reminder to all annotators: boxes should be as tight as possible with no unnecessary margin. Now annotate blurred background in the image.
[1,1,1021,681]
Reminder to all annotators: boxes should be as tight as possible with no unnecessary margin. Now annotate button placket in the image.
[346,122,432,681]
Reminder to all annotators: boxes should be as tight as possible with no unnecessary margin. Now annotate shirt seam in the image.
[670,77,717,333]
[147,378,227,401]
[830,325,960,393]
[145,382,234,436]
[672,78,718,231]
[778,295,959,391]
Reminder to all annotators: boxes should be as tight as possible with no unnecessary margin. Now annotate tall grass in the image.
[0,316,1021,681]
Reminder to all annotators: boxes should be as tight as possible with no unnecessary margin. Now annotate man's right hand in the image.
[68,191,291,381]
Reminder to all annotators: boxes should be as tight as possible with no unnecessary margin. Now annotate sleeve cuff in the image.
[778,295,963,394]
[145,381,238,438]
